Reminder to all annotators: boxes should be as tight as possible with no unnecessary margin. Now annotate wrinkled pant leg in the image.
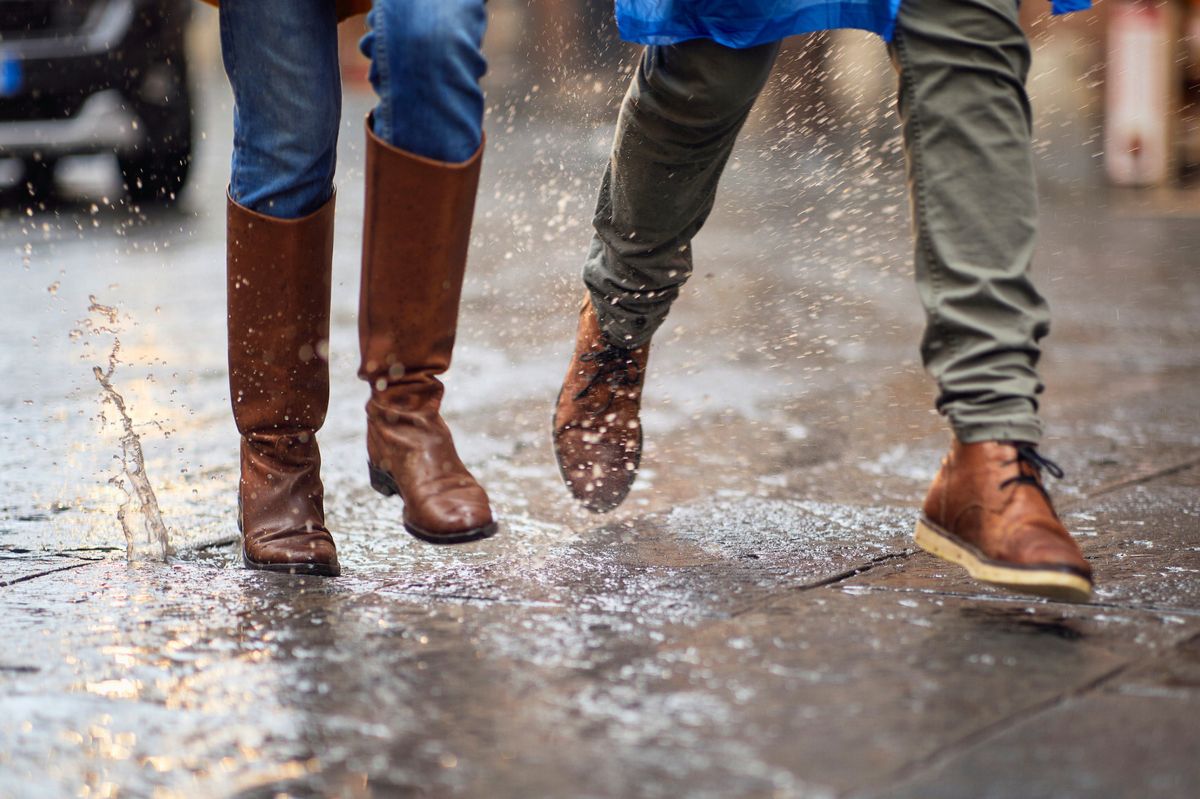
[220,0,341,218]
[584,39,780,347]
[361,0,487,163]
[890,0,1048,444]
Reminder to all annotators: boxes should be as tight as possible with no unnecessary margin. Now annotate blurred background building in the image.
[1,0,1199,209]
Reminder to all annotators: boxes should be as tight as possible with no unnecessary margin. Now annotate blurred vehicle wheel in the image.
[22,158,57,203]
[120,60,193,205]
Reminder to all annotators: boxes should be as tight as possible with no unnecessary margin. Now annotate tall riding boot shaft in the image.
[358,119,496,544]
[228,194,340,576]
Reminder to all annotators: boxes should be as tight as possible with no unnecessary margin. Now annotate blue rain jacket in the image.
[615,0,1093,47]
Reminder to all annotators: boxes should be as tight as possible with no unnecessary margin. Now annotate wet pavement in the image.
[2,35,1200,799]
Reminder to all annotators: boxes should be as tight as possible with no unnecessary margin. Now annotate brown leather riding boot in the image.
[916,440,1093,602]
[552,297,650,512]
[228,193,340,576]
[358,119,496,545]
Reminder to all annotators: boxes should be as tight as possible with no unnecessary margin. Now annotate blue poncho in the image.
[616,0,1093,47]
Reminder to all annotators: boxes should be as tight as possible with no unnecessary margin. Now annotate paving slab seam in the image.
[0,559,99,588]
[49,547,122,556]
[0,553,104,564]
[1,547,109,558]
[376,589,563,608]
[729,551,915,618]
[1060,454,1200,512]
[0,664,39,673]
[844,658,1140,799]
[176,535,239,552]
[831,583,1200,619]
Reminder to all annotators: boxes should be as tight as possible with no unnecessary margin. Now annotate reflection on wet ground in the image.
[2,70,1199,798]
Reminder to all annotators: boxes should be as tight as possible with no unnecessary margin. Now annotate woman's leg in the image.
[222,0,341,217]
[360,0,486,162]
[221,0,342,575]
[356,0,497,544]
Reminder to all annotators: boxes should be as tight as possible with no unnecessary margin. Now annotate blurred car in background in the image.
[0,0,193,204]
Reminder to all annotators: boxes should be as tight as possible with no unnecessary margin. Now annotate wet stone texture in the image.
[2,51,1200,799]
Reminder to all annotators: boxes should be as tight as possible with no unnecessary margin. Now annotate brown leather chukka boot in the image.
[358,118,496,545]
[916,440,1093,602]
[227,193,340,576]
[552,297,650,512]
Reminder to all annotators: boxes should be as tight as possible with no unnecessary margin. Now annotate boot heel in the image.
[368,462,398,497]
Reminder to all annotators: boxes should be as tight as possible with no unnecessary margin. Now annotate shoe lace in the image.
[999,443,1065,499]
[574,345,640,409]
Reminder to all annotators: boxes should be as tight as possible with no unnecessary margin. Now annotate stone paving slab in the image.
[4,520,1198,799]
[882,639,1200,799]
[200,496,916,619]
[701,590,1198,798]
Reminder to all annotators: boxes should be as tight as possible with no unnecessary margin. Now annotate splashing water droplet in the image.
[83,298,172,562]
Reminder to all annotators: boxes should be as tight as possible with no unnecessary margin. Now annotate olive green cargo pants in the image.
[583,0,1050,444]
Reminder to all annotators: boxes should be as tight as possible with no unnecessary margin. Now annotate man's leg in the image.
[220,0,341,575]
[890,0,1092,601]
[585,39,781,348]
[356,0,498,544]
[554,39,779,511]
[891,0,1046,443]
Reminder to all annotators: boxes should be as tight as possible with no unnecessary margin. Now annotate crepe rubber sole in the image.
[368,462,498,545]
[915,517,1092,604]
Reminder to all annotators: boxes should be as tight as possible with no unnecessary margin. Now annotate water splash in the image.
[83,297,172,562]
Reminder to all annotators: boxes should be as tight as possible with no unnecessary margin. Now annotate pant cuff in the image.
[951,421,1043,446]
[587,289,665,350]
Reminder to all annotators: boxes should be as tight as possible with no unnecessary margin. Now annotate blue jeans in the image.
[220,0,487,219]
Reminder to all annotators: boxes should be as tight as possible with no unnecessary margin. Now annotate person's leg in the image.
[221,0,341,575]
[890,0,1045,444]
[222,0,341,217]
[356,0,497,544]
[360,0,486,161]
[554,39,779,512]
[890,0,1091,601]
[585,39,781,348]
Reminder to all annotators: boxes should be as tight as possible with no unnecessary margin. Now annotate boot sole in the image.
[238,506,341,577]
[914,517,1092,603]
[368,462,499,545]
[550,387,643,514]
[241,543,342,577]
